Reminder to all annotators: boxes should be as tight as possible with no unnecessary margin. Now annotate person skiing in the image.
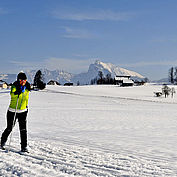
[0,72,31,152]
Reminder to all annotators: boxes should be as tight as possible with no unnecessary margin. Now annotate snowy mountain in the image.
[0,74,17,84]
[72,60,145,85]
[25,61,145,85]
[0,60,145,85]
[25,69,73,85]
[0,69,73,85]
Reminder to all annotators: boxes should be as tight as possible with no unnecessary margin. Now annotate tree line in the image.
[90,71,115,85]
[90,71,148,85]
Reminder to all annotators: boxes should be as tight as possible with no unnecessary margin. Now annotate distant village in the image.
[1,69,176,99]
[0,70,146,90]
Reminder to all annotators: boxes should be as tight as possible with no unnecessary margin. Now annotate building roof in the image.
[115,76,131,81]
[0,81,7,85]
[122,79,134,83]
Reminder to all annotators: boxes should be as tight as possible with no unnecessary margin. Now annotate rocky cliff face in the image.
[72,60,145,85]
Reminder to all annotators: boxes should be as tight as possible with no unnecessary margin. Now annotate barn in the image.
[114,76,134,87]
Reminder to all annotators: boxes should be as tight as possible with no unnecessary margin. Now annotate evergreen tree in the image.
[33,70,46,90]
[77,81,80,86]
[106,73,112,84]
[90,79,94,85]
[97,71,104,84]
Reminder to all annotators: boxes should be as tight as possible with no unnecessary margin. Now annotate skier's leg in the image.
[18,111,28,150]
[1,111,15,147]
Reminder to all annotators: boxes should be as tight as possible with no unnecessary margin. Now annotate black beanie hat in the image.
[17,72,27,81]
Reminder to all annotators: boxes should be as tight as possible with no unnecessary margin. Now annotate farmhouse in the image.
[0,81,8,89]
[114,75,134,86]
[47,80,60,85]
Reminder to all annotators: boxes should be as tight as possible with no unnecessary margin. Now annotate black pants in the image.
[1,110,28,149]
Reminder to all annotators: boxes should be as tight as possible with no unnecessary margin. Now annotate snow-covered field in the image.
[1,84,177,176]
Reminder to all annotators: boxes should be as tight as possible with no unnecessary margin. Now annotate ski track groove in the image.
[1,139,174,177]
[44,89,177,105]
[0,89,176,176]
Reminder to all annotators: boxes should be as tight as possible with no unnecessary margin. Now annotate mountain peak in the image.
[94,60,101,65]
[72,60,145,85]
[92,60,144,77]
[0,60,145,85]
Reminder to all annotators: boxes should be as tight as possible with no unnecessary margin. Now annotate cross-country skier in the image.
[0,72,31,152]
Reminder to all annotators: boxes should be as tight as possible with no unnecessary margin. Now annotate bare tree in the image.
[169,67,174,84]
[174,67,177,84]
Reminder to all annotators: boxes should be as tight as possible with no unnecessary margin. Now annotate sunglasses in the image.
[19,79,27,85]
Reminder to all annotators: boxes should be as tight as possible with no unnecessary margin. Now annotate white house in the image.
[0,81,8,89]
[114,75,134,86]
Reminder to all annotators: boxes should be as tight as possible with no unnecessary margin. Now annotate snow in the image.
[0,84,177,176]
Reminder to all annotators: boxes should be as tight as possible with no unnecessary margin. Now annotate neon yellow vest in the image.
[9,85,29,111]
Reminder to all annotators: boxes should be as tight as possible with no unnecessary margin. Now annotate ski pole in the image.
[8,95,19,152]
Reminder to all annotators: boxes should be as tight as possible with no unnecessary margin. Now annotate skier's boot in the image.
[0,142,5,150]
[21,147,29,153]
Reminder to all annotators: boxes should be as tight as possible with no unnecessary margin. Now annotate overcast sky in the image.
[1,0,177,80]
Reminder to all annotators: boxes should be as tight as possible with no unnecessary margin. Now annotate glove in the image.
[21,86,26,93]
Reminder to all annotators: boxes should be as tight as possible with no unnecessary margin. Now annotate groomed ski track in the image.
[0,139,173,177]
[1,85,177,176]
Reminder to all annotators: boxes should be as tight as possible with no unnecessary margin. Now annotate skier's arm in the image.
[14,87,22,95]
[10,85,20,95]
[10,82,22,96]
[25,82,31,91]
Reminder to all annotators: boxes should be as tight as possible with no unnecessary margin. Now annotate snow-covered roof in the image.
[115,76,131,81]
[122,79,134,83]
[0,81,6,85]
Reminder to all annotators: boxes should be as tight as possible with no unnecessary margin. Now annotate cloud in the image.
[9,58,95,73]
[10,60,44,69]
[44,58,94,73]
[119,60,177,68]
[51,9,134,21]
[61,27,94,39]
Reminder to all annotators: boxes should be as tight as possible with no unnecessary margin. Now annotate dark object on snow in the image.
[154,92,163,97]
[64,83,73,86]
[47,80,60,85]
